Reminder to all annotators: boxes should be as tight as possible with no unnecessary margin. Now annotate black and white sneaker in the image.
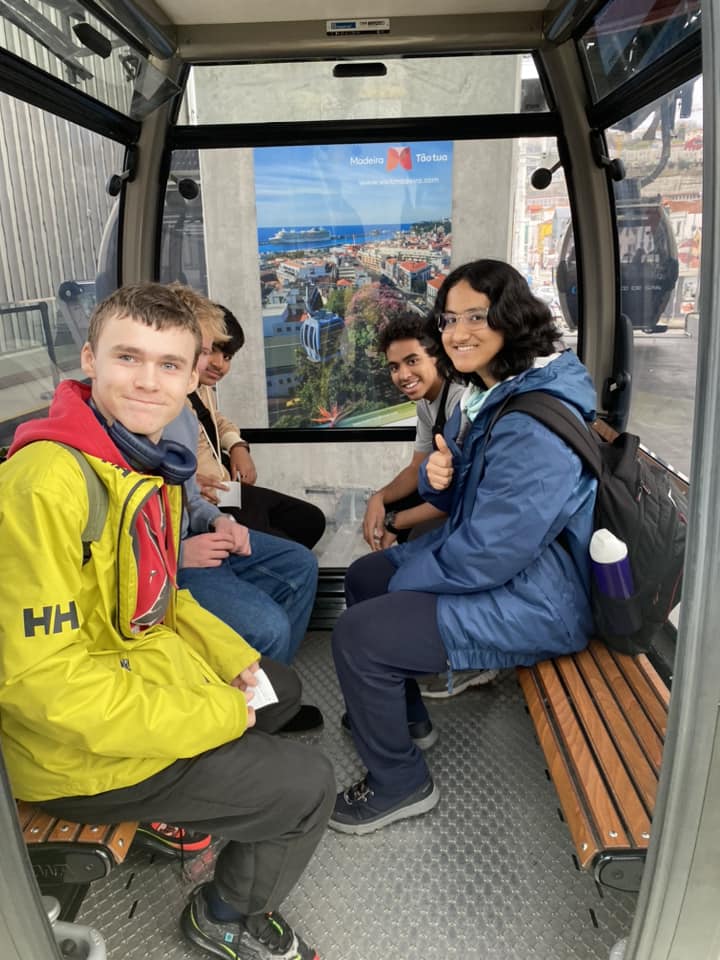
[181,884,319,960]
[329,777,439,836]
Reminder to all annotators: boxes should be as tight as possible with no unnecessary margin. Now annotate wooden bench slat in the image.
[536,660,631,849]
[16,802,138,871]
[636,653,671,709]
[16,800,37,831]
[105,821,139,862]
[590,643,664,773]
[77,822,111,844]
[554,656,652,844]
[518,667,600,868]
[612,651,668,738]
[23,809,57,844]
[575,648,659,812]
[47,819,84,843]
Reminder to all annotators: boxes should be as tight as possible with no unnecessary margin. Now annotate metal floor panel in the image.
[77,631,636,960]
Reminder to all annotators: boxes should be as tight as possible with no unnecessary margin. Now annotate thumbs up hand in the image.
[426,434,454,491]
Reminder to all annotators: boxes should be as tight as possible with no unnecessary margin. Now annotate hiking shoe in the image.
[420,669,499,699]
[181,884,319,960]
[135,822,212,858]
[340,711,438,750]
[329,777,439,835]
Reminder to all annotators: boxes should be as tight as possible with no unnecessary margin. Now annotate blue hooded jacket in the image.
[386,350,598,670]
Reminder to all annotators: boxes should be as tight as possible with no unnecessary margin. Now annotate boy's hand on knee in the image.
[181,532,235,568]
[363,492,386,550]
[212,517,252,557]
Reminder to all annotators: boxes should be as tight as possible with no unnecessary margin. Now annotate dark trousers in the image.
[40,660,335,915]
[332,552,449,797]
[223,483,326,550]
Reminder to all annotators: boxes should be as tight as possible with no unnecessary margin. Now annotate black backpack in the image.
[493,391,688,655]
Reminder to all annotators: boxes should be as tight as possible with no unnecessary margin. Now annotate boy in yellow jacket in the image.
[0,282,333,960]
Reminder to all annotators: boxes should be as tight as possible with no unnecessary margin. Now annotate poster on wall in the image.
[253,140,453,428]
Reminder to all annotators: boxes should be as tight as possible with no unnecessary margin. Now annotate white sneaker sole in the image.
[328,782,440,836]
[421,669,499,699]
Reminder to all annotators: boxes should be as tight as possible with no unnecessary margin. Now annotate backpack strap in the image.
[431,379,452,443]
[492,391,603,479]
[188,391,221,457]
[57,444,109,563]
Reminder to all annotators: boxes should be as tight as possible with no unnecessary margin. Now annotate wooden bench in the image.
[17,801,138,885]
[517,639,669,892]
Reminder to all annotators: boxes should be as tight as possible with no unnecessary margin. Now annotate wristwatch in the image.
[383,510,400,535]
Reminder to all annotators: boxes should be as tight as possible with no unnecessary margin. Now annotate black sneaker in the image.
[340,712,437,750]
[181,884,319,960]
[279,704,324,733]
[135,822,212,858]
[328,776,439,835]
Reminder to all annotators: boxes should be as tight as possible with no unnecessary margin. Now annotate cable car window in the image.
[0,1,179,119]
[159,131,570,564]
[0,90,124,450]
[160,135,570,430]
[579,0,701,103]
[180,54,548,125]
[611,79,701,477]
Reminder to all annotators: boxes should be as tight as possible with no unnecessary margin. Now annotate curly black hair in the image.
[376,310,439,358]
[430,259,560,386]
[214,304,245,357]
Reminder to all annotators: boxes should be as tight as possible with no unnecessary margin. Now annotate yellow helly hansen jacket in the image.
[0,440,260,802]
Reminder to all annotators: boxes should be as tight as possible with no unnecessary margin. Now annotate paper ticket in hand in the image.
[248,668,279,710]
[216,480,242,509]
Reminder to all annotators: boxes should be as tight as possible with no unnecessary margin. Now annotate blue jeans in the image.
[178,530,318,664]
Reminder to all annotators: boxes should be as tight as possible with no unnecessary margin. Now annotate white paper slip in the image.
[216,480,242,509]
[247,667,279,710]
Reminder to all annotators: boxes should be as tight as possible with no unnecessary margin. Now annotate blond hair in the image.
[87,282,201,359]
[167,282,229,344]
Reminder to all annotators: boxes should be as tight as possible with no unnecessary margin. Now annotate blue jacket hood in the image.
[475,349,596,425]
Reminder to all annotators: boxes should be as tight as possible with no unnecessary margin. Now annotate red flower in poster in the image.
[311,403,354,427]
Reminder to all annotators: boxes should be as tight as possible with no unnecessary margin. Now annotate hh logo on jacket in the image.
[23,602,79,637]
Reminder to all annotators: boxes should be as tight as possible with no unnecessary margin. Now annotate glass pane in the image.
[511,142,569,333]
[159,127,570,563]
[0,91,124,451]
[610,77,702,477]
[580,0,701,102]
[181,53,547,124]
[0,0,178,119]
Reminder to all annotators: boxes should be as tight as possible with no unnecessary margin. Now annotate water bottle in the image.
[590,529,635,599]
